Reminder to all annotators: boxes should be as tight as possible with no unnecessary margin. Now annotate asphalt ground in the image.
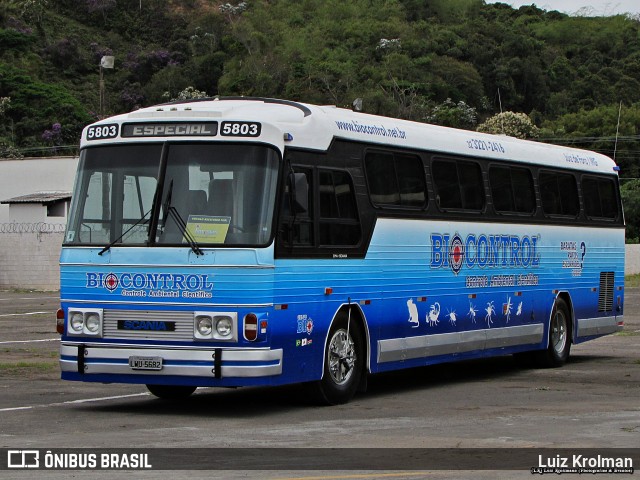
[0,287,638,479]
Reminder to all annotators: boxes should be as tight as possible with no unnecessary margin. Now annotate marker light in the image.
[244,313,258,341]
[56,308,65,334]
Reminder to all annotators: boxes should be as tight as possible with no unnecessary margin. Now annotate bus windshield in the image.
[64,143,280,248]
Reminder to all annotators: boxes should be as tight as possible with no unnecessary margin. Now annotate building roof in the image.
[1,191,72,205]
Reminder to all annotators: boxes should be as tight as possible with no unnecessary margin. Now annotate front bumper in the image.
[60,341,283,379]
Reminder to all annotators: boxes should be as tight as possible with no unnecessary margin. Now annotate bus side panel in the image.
[359,218,624,374]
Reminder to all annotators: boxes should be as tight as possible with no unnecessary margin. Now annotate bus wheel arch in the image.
[313,304,369,405]
[537,293,573,367]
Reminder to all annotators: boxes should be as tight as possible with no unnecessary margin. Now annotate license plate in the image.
[129,356,163,371]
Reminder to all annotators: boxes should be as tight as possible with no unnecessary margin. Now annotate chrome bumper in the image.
[60,342,283,378]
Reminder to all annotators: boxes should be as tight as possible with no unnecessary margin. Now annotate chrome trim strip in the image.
[377,324,544,363]
[60,343,282,378]
[576,316,623,338]
[485,324,544,349]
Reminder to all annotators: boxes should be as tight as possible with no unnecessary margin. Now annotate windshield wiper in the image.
[98,209,152,256]
[161,180,204,256]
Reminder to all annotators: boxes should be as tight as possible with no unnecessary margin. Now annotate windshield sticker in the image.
[183,215,230,244]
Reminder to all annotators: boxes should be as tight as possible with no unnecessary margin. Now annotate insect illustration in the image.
[427,302,440,327]
[468,302,478,323]
[504,296,513,323]
[447,308,457,326]
[485,301,495,327]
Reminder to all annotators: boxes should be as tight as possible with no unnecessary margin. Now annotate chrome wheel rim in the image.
[328,328,356,385]
[551,309,567,355]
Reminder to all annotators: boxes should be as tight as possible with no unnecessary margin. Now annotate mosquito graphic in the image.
[468,301,478,324]
[485,301,495,327]
[504,296,513,323]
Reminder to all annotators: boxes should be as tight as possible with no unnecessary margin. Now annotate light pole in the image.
[99,56,114,119]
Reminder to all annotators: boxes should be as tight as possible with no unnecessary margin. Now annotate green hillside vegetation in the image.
[1,0,639,239]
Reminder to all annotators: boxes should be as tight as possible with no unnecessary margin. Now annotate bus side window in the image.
[582,176,619,220]
[432,158,484,211]
[364,151,426,208]
[540,171,579,217]
[318,169,361,246]
[489,165,535,215]
[280,167,313,247]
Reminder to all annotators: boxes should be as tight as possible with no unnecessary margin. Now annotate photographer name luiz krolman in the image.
[531,454,634,475]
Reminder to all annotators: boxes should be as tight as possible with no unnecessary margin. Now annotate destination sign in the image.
[121,122,218,137]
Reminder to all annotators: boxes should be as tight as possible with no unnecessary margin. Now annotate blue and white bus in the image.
[57,97,625,404]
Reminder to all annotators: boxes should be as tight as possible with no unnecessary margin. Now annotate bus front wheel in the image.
[146,384,196,400]
[313,315,364,405]
[536,298,572,368]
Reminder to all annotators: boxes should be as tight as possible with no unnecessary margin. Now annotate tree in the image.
[621,179,640,242]
[163,86,209,102]
[476,111,539,139]
[425,98,478,129]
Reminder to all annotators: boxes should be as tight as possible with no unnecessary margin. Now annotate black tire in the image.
[535,298,572,368]
[146,384,197,400]
[313,314,365,405]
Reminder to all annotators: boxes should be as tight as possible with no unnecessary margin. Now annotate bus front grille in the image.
[102,309,194,341]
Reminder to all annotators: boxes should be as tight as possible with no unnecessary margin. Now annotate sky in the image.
[485,1,640,16]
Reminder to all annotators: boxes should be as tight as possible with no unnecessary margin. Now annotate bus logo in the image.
[297,315,314,335]
[431,233,541,272]
[104,273,119,292]
[448,234,464,275]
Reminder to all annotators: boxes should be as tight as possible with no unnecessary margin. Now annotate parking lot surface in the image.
[0,288,638,479]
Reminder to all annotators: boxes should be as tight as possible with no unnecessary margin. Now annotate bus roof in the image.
[86,97,618,175]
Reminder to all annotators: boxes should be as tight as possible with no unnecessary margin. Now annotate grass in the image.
[0,361,58,375]
[626,274,640,288]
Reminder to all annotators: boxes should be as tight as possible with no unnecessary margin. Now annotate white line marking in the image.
[0,338,59,344]
[0,296,58,301]
[0,393,149,412]
[0,311,49,317]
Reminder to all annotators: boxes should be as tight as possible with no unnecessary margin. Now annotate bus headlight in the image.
[85,313,101,334]
[216,317,233,337]
[196,316,213,337]
[194,312,237,341]
[67,308,103,337]
[69,312,84,334]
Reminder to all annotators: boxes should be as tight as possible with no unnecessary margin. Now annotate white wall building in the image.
[0,156,78,222]
[1,191,71,224]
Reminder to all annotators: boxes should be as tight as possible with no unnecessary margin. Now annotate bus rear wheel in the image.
[536,298,572,368]
[313,315,364,405]
[146,384,196,400]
